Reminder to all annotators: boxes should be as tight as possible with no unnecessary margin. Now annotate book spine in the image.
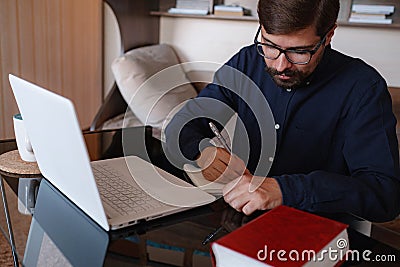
[214,5,243,12]
[214,10,244,16]
[168,8,209,15]
[351,4,395,15]
[349,12,386,20]
[348,17,392,24]
[176,0,213,12]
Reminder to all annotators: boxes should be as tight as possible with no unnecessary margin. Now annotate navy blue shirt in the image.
[165,44,400,222]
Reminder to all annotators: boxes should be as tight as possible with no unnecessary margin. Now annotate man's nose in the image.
[273,53,293,72]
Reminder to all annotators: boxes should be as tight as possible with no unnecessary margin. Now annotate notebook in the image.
[183,163,225,196]
[9,74,216,231]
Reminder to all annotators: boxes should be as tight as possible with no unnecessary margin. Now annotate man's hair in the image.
[257,0,339,37]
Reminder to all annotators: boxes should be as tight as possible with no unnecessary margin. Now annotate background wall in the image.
[0,0,102,139]
[332,26,399,87]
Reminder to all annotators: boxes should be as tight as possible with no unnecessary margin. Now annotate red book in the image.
[211,206,349,266]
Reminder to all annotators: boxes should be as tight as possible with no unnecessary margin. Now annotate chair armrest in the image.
[90,83,128,131]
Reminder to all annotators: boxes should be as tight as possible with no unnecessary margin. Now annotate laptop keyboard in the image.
[92,164,163,216]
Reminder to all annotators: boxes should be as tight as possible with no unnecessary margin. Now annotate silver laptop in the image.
[9,74,215,231]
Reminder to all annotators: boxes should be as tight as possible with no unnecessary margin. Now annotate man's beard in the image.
[265,67,309,89]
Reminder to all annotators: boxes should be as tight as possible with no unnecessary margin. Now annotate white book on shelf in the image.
[176,0,215,12]
[176,0,211,9]
[168,8,209,15]
[349,12,386,20]
[214,5,244,12]
[351,4,395,15]
[348,17,393,24]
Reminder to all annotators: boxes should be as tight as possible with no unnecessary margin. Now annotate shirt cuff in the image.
[274,174,308,209]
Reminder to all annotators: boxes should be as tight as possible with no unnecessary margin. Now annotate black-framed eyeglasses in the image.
[254,26,328,65]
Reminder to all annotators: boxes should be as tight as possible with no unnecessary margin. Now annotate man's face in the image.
[259,26,333,89]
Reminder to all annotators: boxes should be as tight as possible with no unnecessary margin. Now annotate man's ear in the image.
[325,23,337,45]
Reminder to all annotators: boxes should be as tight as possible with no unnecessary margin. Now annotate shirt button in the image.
[275,124,280,130]
[286,88,292,92]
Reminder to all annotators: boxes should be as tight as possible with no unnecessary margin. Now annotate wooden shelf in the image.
[339,21,400,29]
[150,11,258,22]
[153,0,400,29]
[151,11,400,29]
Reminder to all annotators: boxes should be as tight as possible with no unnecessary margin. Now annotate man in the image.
[164,0,400,222]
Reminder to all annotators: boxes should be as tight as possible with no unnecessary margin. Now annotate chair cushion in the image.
[111,44,197,129]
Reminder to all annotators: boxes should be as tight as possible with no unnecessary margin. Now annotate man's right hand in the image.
[196,146,249,183]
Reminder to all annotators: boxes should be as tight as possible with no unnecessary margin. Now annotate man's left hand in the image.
[222,174,283,215]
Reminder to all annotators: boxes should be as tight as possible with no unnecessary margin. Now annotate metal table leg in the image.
[0,176,19,267]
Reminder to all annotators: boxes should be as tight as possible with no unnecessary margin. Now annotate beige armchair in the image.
[90,0,208,136]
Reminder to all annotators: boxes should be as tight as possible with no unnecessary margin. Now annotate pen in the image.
[209,122,231,153]
[202,226,224,245]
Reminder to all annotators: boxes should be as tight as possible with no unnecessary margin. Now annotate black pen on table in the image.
[202,226,224,245]
[202,122,231,246]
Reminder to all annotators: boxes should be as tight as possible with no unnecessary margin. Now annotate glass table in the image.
[1,127,400,266]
